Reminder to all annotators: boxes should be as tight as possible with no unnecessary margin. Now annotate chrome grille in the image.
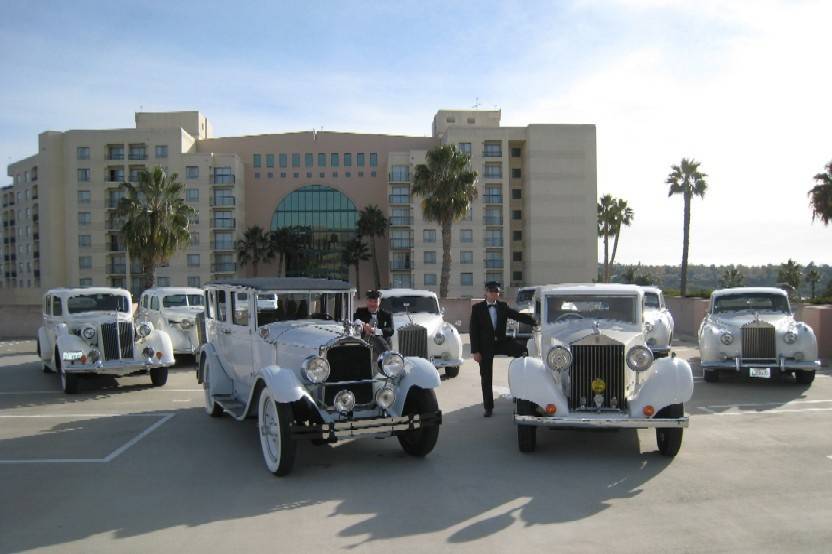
[742,322,776,359]
[398,325,428,358]
[101,322,120,361]
[118,322,134,358]
[569,343,626,411]
[324,343,374,406]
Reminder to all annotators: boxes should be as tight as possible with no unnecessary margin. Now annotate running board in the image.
[213,395,248,420]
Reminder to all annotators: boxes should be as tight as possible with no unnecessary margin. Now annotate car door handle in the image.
[221,328,232,335]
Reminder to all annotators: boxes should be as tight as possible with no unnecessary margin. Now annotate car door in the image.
[213,288,235,378]
[45,295,63,353]
[229,290,255,392]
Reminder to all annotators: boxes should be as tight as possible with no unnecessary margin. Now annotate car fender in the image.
[138,329,175,365]
[389,356,441,415]
[508,356,569,415]
[201,343,234,397]
[698,323,724,362]
[55,334,88,358]
[256,365,314,405]
[629,356,694,417]
[37,327,51,362]
[445,324,464,360]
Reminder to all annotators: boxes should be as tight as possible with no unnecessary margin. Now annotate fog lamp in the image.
[643,405,655,417]
[433,331,446,345]
[142,346,154,358]
[334,390,356,413]
[88,349,101,363]
[783,331,798,345]
[375,387,395,410]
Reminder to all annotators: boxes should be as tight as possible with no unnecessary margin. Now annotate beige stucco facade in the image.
[2,109,596,298]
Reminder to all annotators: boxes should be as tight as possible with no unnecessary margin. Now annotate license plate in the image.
[749,367,770,379]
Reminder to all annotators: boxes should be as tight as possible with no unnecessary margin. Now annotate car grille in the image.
[324,342,374,406]
[742,322,776,359]
[398,324,428,358]
[100,322,134,361]
[569,343,626,411]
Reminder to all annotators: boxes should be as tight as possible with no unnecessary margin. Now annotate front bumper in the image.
[431,357,463,369]
[515,414,689,429]
[648,345,671,356]
[62,358,173,375]
[701,358,820,371]
[291,410,442,440]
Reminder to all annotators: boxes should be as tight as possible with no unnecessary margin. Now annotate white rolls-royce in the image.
[198,278,443,476]
[699,287,819,384]
[509,284,693,457]
[36,287,175,394]
[138,287,205,357]
[641,286,674,357]
[379,288,464,379]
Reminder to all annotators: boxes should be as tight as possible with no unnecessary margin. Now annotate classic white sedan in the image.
[509,284,693,457]
[641,286,674,357]
[138,287,205,357]
[380,288,464,378]
[699,287,819,384]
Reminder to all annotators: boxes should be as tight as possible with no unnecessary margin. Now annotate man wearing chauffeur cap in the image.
[470,281,537,417]
[354,290,395,355]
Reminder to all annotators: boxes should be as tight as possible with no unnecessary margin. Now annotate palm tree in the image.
[719,265,745,288]
[667,158,708,296]
[609,198,634,274]
[341,236,369,293]
[597,195,616,282]
[236,225,274,277]
[115,167,196,291]
[269,227,294,276]
[357,205,388,289]
[777,259,802,290]
[804,263,821,299]
[809,161,832,225]
[412,144,478,298]
[618,264,640,284]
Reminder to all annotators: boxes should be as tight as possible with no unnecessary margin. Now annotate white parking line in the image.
[0,412,175,464]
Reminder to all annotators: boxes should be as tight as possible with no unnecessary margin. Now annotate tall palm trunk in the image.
[680,191,692,296]
[143,259,156,291]
[354,262,361,294]
[278,253,284,277]
[603,235,610,282]
[252,262,259,278]
[440,220,452,298]
[610,227,622,268]
[370,237,381,289]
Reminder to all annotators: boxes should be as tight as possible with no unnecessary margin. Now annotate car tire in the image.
[795,370,815,385]
[516,399,537,453]
[397,388,440,457]
[202,359,224,417]
[445,366,460,379]
[56,348,80,394]
[258,389,297,476]
[703,369,719,383]
[150,367,168,387]
[655,403,684,457]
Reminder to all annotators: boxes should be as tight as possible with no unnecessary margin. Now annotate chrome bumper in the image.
[514,414,689,429]
[649,346,671,355]
[292,411,442,440]
[431,357,463,368]
[701,359,820,371]
[63,359,173,375]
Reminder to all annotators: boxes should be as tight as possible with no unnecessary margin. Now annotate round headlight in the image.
[81,326,97,341]
[137,322,153,338]
[142,346,154,359]
[546,345,572,371]
[783,331,798,345]
[433,331,446,345]
[720,331,734,345]
[626,345,654,372]
[381,351,406,378]
[302,355,331,384]
[334,389,356,413]
[375,387,396,410]
[644,321,655,333]
[179,319,194,329]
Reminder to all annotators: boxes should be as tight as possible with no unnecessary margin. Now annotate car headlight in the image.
[381,351,406,378]
[433,331,446,345]
[546,345,572,371]
[88,349,101,363]
[334,389,356,413]
[375,387,396,410]
[644,321,655,333]
[783,331,798,345]
[626,345,654,372]
[137,321,153,338]
[81,325,97,341]
[179,319,194,329]
[302,355,330,384]
[720,331,734,345]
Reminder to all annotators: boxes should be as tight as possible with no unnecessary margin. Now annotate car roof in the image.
[205,277,354,292]
[379,288,437,298]
[142,287,204,296]
[711,287,788,297]
[640,286,663,294]
[45,287,131,298]
[538,283,644,295]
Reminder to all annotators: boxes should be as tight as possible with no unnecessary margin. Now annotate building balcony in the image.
[211,175,236,185]
[210,197,236,207]
[485,260,504,269]
[389,239,413,250]
[389,216,412,226]
[107,263,127,274]
[33,251,39,259]
[482,150,503,158]
[484,238,504,248]
[482,194,503,204]
[483,216,503,225]
[483,172,503,180]
[211,262,237,273]
[33,233,39,241]
[107,198,123,209]
[210,241,235,251]
[106,174,125,183]
[107,219,126,230]
[128,153,147,161]
[32,215,39,223]
[390,260,412,270]
[109,242,127,252]
[34,270,40,278]
[388,172,411,182]
[106,154,125,161]
[211,218,236,229]
[388,194,410,204]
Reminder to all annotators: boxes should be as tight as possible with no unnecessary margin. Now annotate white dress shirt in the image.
[487,302,497,330]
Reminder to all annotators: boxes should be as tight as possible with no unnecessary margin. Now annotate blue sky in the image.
[2,0,831,266]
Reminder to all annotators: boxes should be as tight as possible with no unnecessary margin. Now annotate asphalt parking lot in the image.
[1,337,831,553]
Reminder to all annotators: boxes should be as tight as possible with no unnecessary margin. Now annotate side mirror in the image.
[440,306,446,316]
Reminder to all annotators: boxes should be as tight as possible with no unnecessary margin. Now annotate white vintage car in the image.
[198,278,443,476]
[137,287,205,357]
[699,287,819,384]
[508,286,537,341]
[641,286,674,357]
[509,284,693,457]
[36,287,175,394]
[379,288,463,378]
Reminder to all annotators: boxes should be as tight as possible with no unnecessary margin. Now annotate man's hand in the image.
[362,323,375,336]
[473,352,482,364]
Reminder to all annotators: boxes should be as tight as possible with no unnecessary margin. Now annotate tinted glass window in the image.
[516,289,534,304]
[381,295,439,314]
[644,293,661,309]
[150,296,159,310]
[52,296,63,316]
[714,294,789,314]
[216,290,227,321]
[546,295,637,324]
[232,292,250,326]
[67,294,129,314]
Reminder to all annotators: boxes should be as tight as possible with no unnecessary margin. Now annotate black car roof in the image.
[205,277,353,291]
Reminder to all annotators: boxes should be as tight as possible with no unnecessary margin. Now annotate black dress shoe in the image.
[484,409,493,418]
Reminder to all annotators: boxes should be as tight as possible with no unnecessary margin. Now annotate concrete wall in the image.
[665,296,710,338]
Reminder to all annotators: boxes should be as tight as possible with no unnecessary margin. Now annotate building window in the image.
[390,165,410,181]
[76,146,90,160]
[357,153,365,166]
[467,117,476,124]
[484,162,502,179]
[483,141,502,157]
[129,168,143,182]
[212,167,234,184]
[446,116,456,123]
[423,229,436,243]
[460,272,473,286]
[485,228,502,247]
[78,212,91,226]
[128,144,146,160]
[186,188,199,202]
[513,251,523,262]
[80,278,92,287]
[253,154,261,168]
[391,273,412,288]
[460,251,473,264]
[513,271,523,281]
[424,273,437,286]
[458,143,471,155]
[486,271,502,283]
[512,210,522,220]
[255,172,261,179]
[291,153,300,167]
[460,229,473,243]
[512,168,522,179]
[77,190,91,204]
[513,230,522,241]
[484,184,502,204]
[484,206,502,225]
[424,251,436,265]
[485,251,503,269]
[187,254,200,267]
[268,172,274,179]
[279,153,287,168]
[190,232,199,246]
[369,153,378,167]
[305,153,313,167]
[77,168,90,182]
[390,207,410,226]
[79,256,92,270]
[344,153,352,166]
[266,154,274,168]
[186,166,199,179]
[330,153,339,167]
[187,276,200,287]
[511,147,522,157]
[107,168,124,182]
[107,145,124,160]
[78,235,91,248]
[512,188,522,200]
[155,145,168,158]
[389,229,412,249]
[157,276,170,287]
[318,153,326,167]
[389,185,410,204]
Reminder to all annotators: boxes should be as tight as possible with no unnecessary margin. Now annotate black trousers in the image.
[478,339,528,410]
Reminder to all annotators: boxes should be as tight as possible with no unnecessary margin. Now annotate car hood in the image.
[163,306,203,319]
[392,313,445,335]
[261,320,352,346]
[706,312,795,331]
[62,312,132,325]
[543,319,643,348]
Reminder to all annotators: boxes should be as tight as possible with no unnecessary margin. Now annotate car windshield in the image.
[255,291,348,326]
[68,293,130,314]
[381,295,439,314]
[546,294,637,324]
[163,294,204,308]
[516,289,534,304]
[257,294,276,302]
[644,292,661,309]
[713,293,790,314]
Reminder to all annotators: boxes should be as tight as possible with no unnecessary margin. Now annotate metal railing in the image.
[388,194,410,204]
[210,197,236,206]
[211,175,236,184]
[128,152,147,160]
[107,263,127,274]
[483,216,503,225]
[389,239,413,249]
[482,150,503,158]
[211,262,237,272]
[390,260,412,270]
[211,218,236,229]
[482,194,503,204]
[485,259,504,269]
[389,216,412,226]
[210,241,235,251]
[388,171,410,182]
[107,153,124,160]
[484,238,503,247]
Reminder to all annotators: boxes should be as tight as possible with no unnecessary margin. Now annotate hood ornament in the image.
[403,302,414,326]
[592,320,600,335]
[754,312,760,322]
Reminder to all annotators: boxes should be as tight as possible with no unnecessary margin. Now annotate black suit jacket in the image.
[353,307,395,342]
[470,300,537,356]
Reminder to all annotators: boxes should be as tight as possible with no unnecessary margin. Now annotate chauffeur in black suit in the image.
[353,290,395,353]
[470,281,538,417]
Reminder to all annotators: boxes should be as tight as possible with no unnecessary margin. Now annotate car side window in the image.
[205,291,214,319]
[52,296,62,316]
[43,296,50,315]
[150,296,159,311]
[141,295,148,309]
[216,290,227,322]
[232,292,250,327]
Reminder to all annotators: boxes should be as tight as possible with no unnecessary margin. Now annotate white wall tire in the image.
[55,348,80,394]
[258,389,297,476]
[202,357,224,417]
